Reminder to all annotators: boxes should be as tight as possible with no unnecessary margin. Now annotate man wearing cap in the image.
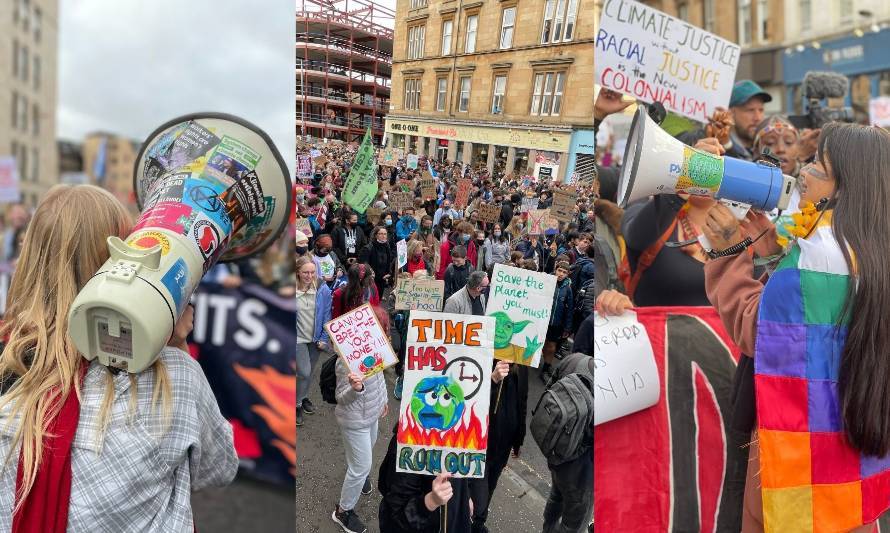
[724,79,772,160]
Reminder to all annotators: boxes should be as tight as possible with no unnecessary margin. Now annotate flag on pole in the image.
[342,128,378,214]
[427,160,438,179]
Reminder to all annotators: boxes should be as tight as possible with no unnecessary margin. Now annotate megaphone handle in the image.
[698,233,713,252]
[719,199,751,220]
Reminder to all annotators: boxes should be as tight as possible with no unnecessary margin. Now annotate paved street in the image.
[295,359,559,533]
[193,474,297,533]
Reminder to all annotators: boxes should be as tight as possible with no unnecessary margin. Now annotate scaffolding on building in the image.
[297,0,394,146]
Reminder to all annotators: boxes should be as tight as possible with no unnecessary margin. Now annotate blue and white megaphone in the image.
[618,106,797,215]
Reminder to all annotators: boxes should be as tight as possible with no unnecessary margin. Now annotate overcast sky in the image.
[57,0,295,171]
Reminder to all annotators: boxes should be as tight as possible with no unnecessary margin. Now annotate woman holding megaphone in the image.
[702,123,890,532]
[0,185,237,533]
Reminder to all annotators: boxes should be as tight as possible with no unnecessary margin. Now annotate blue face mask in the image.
[385,219,393,226]
[462,234,471,243]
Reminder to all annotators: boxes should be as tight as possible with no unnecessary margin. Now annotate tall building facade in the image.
[81,133,139,210]
[297,0,394,145]
[0,0,58,208]
[388,0,595,183]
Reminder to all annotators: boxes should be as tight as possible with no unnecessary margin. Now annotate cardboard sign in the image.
[313,155,328,168]
[477,203,501,224]
[550,188,578,223]
[407,154,419,169]
[394,278,445,311]
[389,191,415,212]
[527,209,549,235]
[485,264,556,367]
[593,311,660,425]
[521,197,539,213]
[544,214,560,232]
[397,239,408,268]
[378,147,404,167]
[420,177,437,199]
[454,179,472,208]
[366,207,383,225]
[295,217,313,239]
[596,0,741,122]
[396,311,495,478]
[324,303,398,378]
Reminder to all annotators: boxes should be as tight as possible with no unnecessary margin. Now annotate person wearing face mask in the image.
[436,221,478,280]
[434,215,452,242]
[483,224,511,271]
[443,246,472,301]
[295,231,310,259]
[311,234,343,288]
[333,212,368,267]
[505,215,525,242]
[516,232,546,273]
[418,215,434,237]
[360,226,395,297]
[473,231,488,273]
[433,200,460,227]
[395,207,418,241]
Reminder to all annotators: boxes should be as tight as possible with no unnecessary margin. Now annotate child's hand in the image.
[348,372,364,391]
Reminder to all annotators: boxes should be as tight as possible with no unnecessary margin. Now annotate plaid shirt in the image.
[0,347,238,532]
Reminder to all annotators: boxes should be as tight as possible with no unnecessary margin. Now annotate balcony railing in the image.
[298,112,384,130]
[297,32,392,63]
[297,86,389,109]
[297,59,391,87]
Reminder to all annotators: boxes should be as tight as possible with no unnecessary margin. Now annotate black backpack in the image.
[530,353,594,465]
[319,354,339,404]
[573,278,597,318]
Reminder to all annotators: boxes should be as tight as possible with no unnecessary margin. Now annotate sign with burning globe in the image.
[396,311,495,478]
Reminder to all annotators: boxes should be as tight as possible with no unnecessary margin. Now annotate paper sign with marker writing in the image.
[593,311,660,425]
[397,311,495,478]
[324,303,398,378]
[596,0,740,122]
[407,154,419,169]
[485,264,556,367]
[397,239,408,268]
[394,278,445,311]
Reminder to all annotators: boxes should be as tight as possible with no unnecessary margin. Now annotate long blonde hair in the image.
[0,184,172,508]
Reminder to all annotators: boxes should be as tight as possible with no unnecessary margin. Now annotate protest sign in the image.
[0,157,21,204]
[596,0,741,122]
[190,282,297,484]
[407,154,419,169]
[313,155,328,168]
[477,203,501,224]
[389,191,415,212]
[294,217,313,239]
[592,312,660,425]
[342,129,378,213]
[527,209,549,235]
[485,264,556,367]
[394,277,445,311]
[378,147,404,167]
[397,239,408,268]
[533,162,558,183]
[870,97,890,127]
[544,215,560,232]
[420,178,437,199]
[365,207,383,225]
[454,179,472,208]
[520,197,539,213]
[397,311,495,478]
[310,149,321,158]
[297,155,312,181]
[550,188,578,223]
[324,303,398,378]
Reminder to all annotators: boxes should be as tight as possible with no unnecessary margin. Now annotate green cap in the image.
[730,80,772,108]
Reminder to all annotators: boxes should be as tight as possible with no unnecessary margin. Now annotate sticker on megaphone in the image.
[68,113,293,373]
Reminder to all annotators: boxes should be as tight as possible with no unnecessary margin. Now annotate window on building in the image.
[10,142,17,174]
[491,75,507,114]
[541,0,578,44]
[12,40,18,78]
[11,91,17,129]
[703,0,715,32]
[20,94,28,133]
[410,0,427,8]
[500,7,516,49]
[32,103,38,136]
[757,0,768,41]
[18,144,27,183]
[465,15,478,53]
[33,55,39,90]
[564,0,579,41]
[407,25,426,60]
[33,7,41,42]
[31,147,38,182]
[442,20,453,55]
[678,2,688,21]
[404,79,421,110]
[436,78,447,111]
[21,0,29,31]
[459,76,471,112]
[800,0,811,32]
[738,0,752,45]
[542,0,555,43]
[840,0,853,24]
[531,71,565,116]
[21,46,28,83]
[553,0,566,43]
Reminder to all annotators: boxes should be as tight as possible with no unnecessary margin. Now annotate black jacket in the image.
[360,240,394,281]
[499,200,514,229]
[332,224,368,265]
[488,363,529,455]
[573,314,594,355]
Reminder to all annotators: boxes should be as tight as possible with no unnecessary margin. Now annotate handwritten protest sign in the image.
[313,155,328,168]
[295,217,313,239]
[596,0,741,122]
[521,197,539,213]
[324,303,398,378]
[485,264,556,367]
[420,176,437,199]
[0,158,21,204]
[407,154,419,169]
[394,278,445,311]
[390,191,415,212]
[527,209,549,235]
[297,155,312,181]
[397,311,495,478]
[454,179,472,208]
[592,311,660,425]
[550,188,578,223]
[871,97,890,127]
[397,239,408,268]
[378,147,404,167]
[544,215,560,232]
[477,203,501,224]
[366,207,383,225]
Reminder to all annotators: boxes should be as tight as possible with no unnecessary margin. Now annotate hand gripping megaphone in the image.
[618,106,797,214]
[68,113,293,372]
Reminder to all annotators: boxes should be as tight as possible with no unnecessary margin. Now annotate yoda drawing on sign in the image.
[490,311,543,364]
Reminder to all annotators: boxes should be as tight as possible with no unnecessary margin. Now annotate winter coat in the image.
[444,262,472,301]
[443,286,486,315]
[549,277,574,332]
[334,359,387,429]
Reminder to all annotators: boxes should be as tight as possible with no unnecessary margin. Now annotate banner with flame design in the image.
[397,311,495,478]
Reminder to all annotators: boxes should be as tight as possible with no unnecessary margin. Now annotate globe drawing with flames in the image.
[410,375,465,431]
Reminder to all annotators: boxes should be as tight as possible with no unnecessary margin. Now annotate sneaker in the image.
[361,477,372,495]
[394,376,403,400]
[296,406,304,427]
[332,506,367,533]
[302,398,316,415]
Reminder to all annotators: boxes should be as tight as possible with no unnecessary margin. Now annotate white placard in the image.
[593,311,660,425]
[0,157,22,204]
[596,0,741,123]
[397,239,408,268]
[870,97,890,127]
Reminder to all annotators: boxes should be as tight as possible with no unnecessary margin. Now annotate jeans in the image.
[543,449,593,533]
[338,420,379,511]
[296,342,320,405]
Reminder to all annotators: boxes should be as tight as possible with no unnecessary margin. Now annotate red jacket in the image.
[331,285,380,318]
[436,238,477,280]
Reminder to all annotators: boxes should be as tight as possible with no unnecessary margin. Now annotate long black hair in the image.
[343,262,376,311]
[828,123,890,456]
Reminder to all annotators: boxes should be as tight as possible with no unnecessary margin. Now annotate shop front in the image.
[565,129,596,184]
